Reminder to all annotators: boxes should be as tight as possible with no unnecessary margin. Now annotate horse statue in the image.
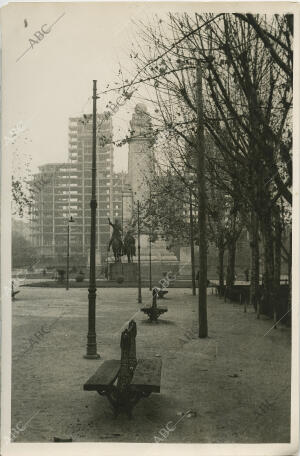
[108,217,123,262]
[123,230,136,263]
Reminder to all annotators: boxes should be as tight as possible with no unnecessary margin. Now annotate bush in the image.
[76,273,85,282]
[57,269,65,282]
[12,231,36,269]
[116,276,124,284]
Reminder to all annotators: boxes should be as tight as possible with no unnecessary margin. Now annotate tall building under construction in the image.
[30,113,124,266]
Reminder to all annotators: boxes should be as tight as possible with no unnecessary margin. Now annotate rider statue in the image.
[123,228,136,263]
[108,217,123,262]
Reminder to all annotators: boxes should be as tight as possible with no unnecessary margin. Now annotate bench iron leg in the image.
[98,388,150,418]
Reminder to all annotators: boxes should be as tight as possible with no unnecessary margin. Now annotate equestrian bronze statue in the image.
[123,230,136,263]
[108,218,123,262]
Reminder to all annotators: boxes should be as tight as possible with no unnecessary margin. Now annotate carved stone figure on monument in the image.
[129,103,152,138]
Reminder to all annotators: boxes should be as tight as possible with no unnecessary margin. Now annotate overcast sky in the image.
[2,2,292,181]
[2,2,150,176]
[1,2,205,179]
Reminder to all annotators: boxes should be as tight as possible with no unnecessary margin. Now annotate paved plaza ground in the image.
[11,287,291,443]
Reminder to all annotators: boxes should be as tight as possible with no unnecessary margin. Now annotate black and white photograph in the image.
[0,2,299,455]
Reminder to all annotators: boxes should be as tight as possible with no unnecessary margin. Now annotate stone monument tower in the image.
[128,103,153,203]
[126,104,179,280]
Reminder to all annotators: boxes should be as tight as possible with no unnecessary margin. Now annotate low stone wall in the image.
[139,262,179,283]
[108,261,179,283]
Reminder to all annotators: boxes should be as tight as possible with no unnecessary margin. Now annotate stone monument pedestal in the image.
[109,263,137,282]
[138,234,179,282]
[107,235,179,284]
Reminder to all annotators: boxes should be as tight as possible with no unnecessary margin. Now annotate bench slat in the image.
[84,359,120,390]
[131,358,162,393]
[141,306,168,311]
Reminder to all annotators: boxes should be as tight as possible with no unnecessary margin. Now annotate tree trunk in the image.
[273,206,282,327]
[196,60,208,338]
[288,230,292,326]
[288,230,292,289]
[218,244,225,295]
[261,207,274,317]
[274,207,282,288]
[226,239,236,288]
[249,211,260,312]
[189,189,196,296]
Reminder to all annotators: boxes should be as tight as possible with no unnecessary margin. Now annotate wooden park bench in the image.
[84,320,162,418]
[153,286,168,299]
[12,282,20,301]
[141,289,168,322]
[12,290,20,300]
[215,284,225,296]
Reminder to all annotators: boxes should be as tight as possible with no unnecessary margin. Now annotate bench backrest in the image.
[117,320,137,391]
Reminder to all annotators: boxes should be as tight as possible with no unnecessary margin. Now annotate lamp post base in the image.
[84,338,100,359]
[84,353,100,359]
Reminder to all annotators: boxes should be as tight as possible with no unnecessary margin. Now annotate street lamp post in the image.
[149,233,152,291]
[66,216,75,291]
[149,189,154,291]
[85,80,100,359]
[121,191,124,234]
[137,200,142,303]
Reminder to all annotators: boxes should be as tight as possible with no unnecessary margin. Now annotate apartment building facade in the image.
[30,113,124,266]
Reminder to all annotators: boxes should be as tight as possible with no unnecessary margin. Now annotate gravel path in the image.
[11,287,291,443]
